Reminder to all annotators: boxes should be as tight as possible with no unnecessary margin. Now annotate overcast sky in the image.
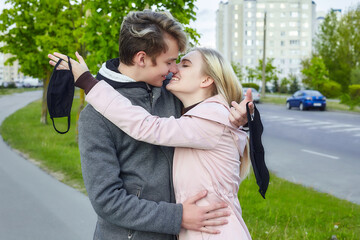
[193,0,360,47]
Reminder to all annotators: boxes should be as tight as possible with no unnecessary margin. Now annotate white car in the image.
[243,87,260,103]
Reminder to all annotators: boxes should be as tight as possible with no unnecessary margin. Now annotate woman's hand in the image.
[48,51,89,82]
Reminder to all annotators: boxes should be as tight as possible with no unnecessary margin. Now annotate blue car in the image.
[286,90,326,111]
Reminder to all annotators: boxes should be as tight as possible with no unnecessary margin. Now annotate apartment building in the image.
[216,0,317,81]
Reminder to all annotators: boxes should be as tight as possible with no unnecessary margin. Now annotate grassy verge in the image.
[1,98,360,239]
[261,94,360,113]
[0,87,40,96]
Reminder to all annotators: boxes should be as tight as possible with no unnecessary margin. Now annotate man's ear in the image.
[200,76,214,88]
[133,51,147,67]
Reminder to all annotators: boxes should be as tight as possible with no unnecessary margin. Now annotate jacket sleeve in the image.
[85,81,225,149]
[78,106,182,234]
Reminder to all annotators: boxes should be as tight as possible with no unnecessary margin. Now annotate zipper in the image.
[146,83,153,107]
[128,229,133,239]
[128,189,141,239]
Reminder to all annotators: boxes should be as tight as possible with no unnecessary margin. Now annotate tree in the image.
[289,74,300,94]
[255,58,279,83]
[231,61,243,82]
[315,5,360,92]
[0,0,81,124]
[0,0,200,128]
[301,56,329,90]
[245,66,257,82]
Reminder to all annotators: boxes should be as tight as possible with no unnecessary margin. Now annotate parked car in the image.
[286,90,326,111]
[243,87,260,103]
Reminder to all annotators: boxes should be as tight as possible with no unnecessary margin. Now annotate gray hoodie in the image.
[78,58,183,240]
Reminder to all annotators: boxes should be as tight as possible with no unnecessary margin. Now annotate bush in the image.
[320,81,342,98]
[242,83,260,91]
[349,84,360,99]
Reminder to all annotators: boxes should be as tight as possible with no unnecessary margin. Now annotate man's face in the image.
[143,34,179,87]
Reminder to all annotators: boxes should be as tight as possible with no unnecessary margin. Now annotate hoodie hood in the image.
[184,94,248,156]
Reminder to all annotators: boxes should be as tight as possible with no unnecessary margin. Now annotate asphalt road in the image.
[258,103,360,204]
[0,91,96,240]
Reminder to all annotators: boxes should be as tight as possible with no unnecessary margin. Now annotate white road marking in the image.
[329,127,360,133]
[301,149,339,160]
[319,124,353,129]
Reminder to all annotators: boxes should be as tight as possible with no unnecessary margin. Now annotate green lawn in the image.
[0,87,40,96]
[1,97,360,239]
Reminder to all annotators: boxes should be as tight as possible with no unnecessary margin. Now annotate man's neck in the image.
[118,63,142,82]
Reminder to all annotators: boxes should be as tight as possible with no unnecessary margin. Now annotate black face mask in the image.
[47,56,75,134]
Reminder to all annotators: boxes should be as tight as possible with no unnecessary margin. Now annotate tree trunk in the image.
[40,70,51,124]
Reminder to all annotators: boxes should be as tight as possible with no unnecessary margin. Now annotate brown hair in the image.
[119,10,187,65]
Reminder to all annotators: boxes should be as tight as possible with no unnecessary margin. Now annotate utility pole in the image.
[261,11,267,98]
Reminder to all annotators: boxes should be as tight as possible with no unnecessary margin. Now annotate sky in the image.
[193,0,360,47]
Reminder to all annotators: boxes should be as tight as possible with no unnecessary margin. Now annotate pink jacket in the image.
[86,81,251,240]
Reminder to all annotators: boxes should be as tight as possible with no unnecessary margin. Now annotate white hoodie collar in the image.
[98,62,136,83]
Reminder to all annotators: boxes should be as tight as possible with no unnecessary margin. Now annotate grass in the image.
[0,87,40,96]
[261,94,360,113]
[1,96,360,239]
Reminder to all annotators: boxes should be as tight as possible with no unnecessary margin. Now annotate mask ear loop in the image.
[50,56,74,134]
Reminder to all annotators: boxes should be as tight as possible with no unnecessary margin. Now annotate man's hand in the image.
[48,51,89,82]
[229,88,254,128]
[181,191,230,234]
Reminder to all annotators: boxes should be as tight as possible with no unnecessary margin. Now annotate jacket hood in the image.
[184,95,248,156]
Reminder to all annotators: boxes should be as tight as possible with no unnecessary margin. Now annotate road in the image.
[258,103,360,204]
[0,91,96,240]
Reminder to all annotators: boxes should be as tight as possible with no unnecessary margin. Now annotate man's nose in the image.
[169,62,179,74]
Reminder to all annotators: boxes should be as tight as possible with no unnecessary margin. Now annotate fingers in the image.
[75,51,85,65]
[48,53,70,70]
[244,88,253,101]
[247,101,255,115]
[185,191,208,204]
[203,202,229,213]
[199,226,221,234]
[53,52,68,61]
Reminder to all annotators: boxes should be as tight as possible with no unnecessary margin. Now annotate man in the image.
[49,10,253,240]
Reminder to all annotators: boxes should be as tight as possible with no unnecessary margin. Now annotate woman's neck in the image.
[175,91,213,108]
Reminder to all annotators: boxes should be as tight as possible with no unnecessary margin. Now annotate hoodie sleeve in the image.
[85,81,226,149]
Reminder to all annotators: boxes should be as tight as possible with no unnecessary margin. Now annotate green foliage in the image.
[351,67,360,85]
[343,84,360,108]
[242,83,260,91]
[255,58,280,83]
[245,66,257,83]
[272,77,279,93]
[231,61,243,82]
[81,0,199,72]
[289,74,300,94]
[315,5,360,92]
[301,56,329,90]
[320,81,342,98]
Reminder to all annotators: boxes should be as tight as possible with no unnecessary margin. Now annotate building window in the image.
[302,13,308,18]
[245,21,251,27]
[269,32,274,36]
[257,12,264,18]
[235,23,238,28]
[303,23,309,28]
[291,3,299,8]
[289,31,299,36]
[302,32,308,37]
[235,5,238,10]
[281,41,285,46]
[280,3,286,9]
[235,14,238,20]
[258,3,265,9]
[248,12,252,18]
[246,40,253,46]
[290,40,300,45]
[280,23,286,28]
[302,4,309,9]
[289,22,297,27]
[269,3,274,8]
[269,22,275,27]
[281,12,286,18]
[235,32,238,38]
[290,12,299,18]
[280,59,285,64]
[247,2,252,8]
[256,21,264,27]
[235,41,238,47]
[281,31,286,36]
[301,41,307,46]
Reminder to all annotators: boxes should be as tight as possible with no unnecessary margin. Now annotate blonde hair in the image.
[193,47,243,106]
[194,47,250,179]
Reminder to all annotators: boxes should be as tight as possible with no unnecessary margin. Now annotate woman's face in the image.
[166,50,207,96]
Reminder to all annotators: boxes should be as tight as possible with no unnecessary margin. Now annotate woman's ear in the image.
[200,76,214,88]
[133,51,147,67]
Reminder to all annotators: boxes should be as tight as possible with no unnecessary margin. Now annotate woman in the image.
[51,48,252,239]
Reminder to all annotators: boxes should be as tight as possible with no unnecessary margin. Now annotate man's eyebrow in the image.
[167,57,178,62]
